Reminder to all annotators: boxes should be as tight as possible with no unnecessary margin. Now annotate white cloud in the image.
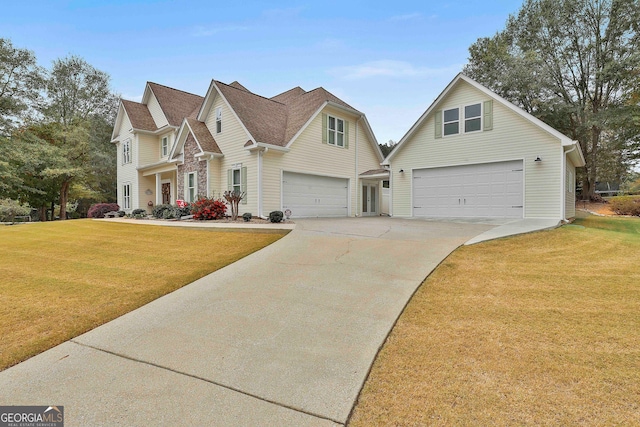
[389,12,422,22]
[329,60,463,80]
[191,25,250,37]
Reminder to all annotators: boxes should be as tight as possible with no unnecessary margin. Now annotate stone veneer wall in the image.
[177,133,209,200]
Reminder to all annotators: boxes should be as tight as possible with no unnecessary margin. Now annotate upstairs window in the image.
[123,139,131,164]
[328,115,345,147]
[216,107,222,133]
[443,108,459,136]
[161,136,169,157]
[464,103,482,132]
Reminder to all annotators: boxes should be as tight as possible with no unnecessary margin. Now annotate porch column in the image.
[155,173,162,206]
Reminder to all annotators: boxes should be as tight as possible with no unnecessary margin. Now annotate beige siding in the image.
[262,105,382,216]
[204,94,257,215]
[137,174,155,213]
[391,80,563,219]
[137,133,161,167]
[147,92,169,128]
[115,112,138,212]
[565,158,577,218]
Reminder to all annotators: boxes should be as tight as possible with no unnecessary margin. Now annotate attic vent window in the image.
[216,107,222,134]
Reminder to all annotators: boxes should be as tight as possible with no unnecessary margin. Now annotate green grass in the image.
[349,214,640,426]
[0,220,287,371]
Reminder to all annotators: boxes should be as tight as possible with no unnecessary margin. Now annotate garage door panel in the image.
[413,160,523,218]
[283,172,348,218]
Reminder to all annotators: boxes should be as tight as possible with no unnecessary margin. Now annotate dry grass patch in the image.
[349,215,640,426]
[0,220,287,371]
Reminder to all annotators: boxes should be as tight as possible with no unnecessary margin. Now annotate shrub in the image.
[223,190,244,221]
[609,196,640,216]
[590,193,607,203]
[0,199,31,222]
[191,197,226,220]
[131,208,147,219]
[242,212,252,222]
[88,203,120,219]
[269,210,284,223]
[152,204,172,219]
[117,211,126,217]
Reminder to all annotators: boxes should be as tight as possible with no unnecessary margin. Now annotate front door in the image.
[362,184,378,216]
[162,182,171,205]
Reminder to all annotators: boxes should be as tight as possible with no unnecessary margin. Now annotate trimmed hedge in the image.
[191,197,226,220]
[609,196,640,216]
[88,203,120,218]
[269,210,284,223]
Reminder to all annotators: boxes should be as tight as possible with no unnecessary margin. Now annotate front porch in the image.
[140,163,178,212]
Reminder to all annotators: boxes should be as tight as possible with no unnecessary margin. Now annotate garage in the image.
[282,172,348,218]
[413,160,523,218]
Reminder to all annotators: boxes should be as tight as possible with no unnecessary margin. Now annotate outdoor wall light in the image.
[534,156,542,162]
[399,169,404,173]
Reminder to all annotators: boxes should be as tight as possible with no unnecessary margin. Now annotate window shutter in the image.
[227,169,232,191]
[183,173,188,201]
[435,110,442,139]
[193,171,198,199]
[241,167,247,205]
[322,113,328,144]
[344,120,349,149]
[483,100,493,131]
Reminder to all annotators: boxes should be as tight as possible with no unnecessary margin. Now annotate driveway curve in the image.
[0,217,493,426]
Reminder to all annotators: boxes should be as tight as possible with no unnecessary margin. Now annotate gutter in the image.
[355,116,360,217]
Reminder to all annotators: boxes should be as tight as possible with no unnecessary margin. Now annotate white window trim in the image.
[463,102,483,134]
[187,171,197,203]
[232,166,242,195]
[442,103,483,136]
[161,136,169,158]
[216,107,222,134]
[122,139,132,164]
[123,182,131,210]
[327,115,345,148]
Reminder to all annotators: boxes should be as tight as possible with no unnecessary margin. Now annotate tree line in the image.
[0,38,118,220]
[464,0,640,199]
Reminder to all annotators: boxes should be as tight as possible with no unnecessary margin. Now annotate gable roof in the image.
[383,73,585,166]
[170,117,222,161]
[146,82,203,127]
[121,100,156,131]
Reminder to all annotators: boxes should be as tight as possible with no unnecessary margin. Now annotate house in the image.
[383,73,585,221]
[111,80,385,218]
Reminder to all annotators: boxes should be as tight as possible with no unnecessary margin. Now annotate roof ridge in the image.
[147,81,203,98]
[215,80,286,106]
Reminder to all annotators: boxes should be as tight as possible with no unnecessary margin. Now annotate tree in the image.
[379,140,397,157]
[39,56,118,219]
[464,0,640,199]
[0,38,43,134]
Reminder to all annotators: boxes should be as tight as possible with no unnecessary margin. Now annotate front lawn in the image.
[349,214,640,426]
[0,220,287,371]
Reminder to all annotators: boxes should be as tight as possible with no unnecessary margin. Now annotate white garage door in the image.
[283,172,348,218]
[413,160,523,218]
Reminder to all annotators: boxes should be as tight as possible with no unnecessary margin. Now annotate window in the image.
[216,107,222,134]
[123,139,131,164]
[442,103,483,136]
[464,103,482,132]
[328,115,345,147]
[382,180,390,189]
[232,168,241,195]
[161,136,169,157]
[187,172,197,202]
[443,108,459,136]
[123,183,131,209]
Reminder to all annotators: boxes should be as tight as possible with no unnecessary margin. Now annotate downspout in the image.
[355,117,360,217]
[562,144,578,222]
[258,147,267,218]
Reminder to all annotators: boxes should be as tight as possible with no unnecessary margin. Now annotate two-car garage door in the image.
[413,160,523,218]
[283,172,348,218]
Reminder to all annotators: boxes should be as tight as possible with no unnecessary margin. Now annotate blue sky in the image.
[2,0,521,145]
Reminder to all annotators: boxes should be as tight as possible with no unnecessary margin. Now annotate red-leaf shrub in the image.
[88,203,120,218]
[191,197,226,220]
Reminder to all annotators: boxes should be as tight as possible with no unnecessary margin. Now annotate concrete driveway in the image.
[0,217,494,426]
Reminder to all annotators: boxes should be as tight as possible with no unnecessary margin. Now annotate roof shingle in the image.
[147,82,204,127]
[121,100,156,131]
[186,118,221,154]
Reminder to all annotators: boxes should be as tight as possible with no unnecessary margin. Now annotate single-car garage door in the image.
[413,160,523,218]
[283,172,348,218]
